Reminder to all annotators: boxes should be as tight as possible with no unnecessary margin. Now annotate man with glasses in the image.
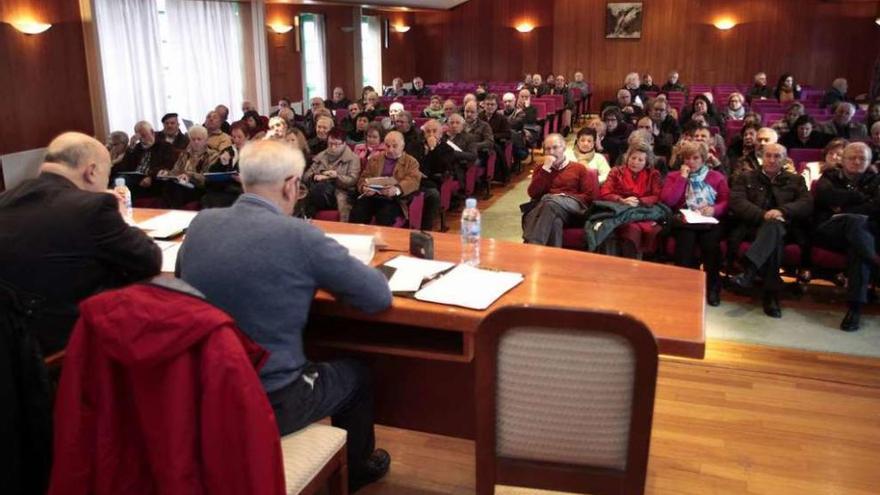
[812,142,880,331]
[302,128,361,221]
[522,134,597,246]
[729,143,813,318]
[177,140,393,492]
[648,98,681,159]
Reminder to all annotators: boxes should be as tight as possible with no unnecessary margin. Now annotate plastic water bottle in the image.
[114,178,134,224]
[460,198,481,266]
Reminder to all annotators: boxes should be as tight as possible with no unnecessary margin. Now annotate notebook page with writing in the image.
[414,264,523,310]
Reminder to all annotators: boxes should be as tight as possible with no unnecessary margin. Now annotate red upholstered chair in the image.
[475,306,658,495]
[788,148,823,166]
[314,210,341,222]
[439,175,461,232]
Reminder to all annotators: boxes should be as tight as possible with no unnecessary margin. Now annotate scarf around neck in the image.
[726,106,745,120]
[685,165,717,210]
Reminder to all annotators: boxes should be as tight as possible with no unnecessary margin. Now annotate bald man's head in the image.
[384,131,405,158]
[42,132,112,193]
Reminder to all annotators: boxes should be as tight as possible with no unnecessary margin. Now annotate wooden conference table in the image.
[137,208,705,439]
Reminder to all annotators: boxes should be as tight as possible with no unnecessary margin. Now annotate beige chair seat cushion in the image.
[281,423,347,494]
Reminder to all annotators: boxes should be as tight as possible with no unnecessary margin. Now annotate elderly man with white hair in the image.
[729,142,814,318]
[116,120,174,197]
[177,139,393,492]
[0,132,161,354]
[350,130,422,226]
[203,110,232,164]
[819,102,868,140]
[812,142,880,331]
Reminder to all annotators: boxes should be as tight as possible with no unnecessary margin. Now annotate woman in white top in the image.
[566,127,610,184]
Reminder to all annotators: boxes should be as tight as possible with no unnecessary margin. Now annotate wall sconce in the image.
[515,22,534,33]
[268,23,293,34]
[393,24,410,33]
[10,20,52,35]
[713,18,736,30]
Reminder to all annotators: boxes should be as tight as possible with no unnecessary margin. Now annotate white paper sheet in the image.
[137,211,199,239]
[383,255,455,292]
[326,233,376,264]
[154,240,182,273]
[414,264,523,310]
[680,208,719,225]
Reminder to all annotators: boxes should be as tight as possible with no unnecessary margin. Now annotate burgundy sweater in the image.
[527,161,599,206]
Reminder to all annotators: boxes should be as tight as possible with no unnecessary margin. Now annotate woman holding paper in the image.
[660,141,729,306]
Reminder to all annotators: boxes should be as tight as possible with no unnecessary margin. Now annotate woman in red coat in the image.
[599,141,664,258]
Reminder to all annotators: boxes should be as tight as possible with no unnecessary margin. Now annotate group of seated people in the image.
[524,127,878,331]
[106,75,555,230]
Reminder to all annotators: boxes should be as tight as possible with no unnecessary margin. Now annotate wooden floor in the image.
[359,340,880,495]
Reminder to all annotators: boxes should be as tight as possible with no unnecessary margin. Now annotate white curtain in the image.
[360,16,382,92]
[301,13,328,103]
[164,0,245,126]
[94,0,165,133]
[250,0,271,115]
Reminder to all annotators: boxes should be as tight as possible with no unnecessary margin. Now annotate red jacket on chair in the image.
[49,280,285,495]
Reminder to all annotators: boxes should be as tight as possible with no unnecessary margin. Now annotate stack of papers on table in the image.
[414,264,524,310]
[383,255,456,293]
[327,233,376,264]
[154,240,181,273]
[137,210,198,239]
[680,208,719,225]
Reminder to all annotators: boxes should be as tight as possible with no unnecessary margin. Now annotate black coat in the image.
[0,173,161,353]
[813,168,880,225]
[729,169,813,225]
[780,131,832,151]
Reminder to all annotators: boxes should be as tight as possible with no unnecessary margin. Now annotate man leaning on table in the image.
[176,139,393,493]
[0,132,161,355]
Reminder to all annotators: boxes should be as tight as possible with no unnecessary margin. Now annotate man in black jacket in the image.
[729,143,814,318]
[480,94,512,182]
[0,132,161,354]
[812,142,880,331]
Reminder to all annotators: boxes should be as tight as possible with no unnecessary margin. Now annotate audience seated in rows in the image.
[819,102,868,140]
[350,131,421,226]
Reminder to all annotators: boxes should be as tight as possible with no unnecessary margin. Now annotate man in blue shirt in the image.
[177,140,393,492]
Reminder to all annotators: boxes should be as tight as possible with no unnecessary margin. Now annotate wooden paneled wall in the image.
[551,0,880,105]
[0,0,93,155]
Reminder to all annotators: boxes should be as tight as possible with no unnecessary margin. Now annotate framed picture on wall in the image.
[606,2,643,39]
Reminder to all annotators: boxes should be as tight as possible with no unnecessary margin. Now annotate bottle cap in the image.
[465,198,477,209]
[114,178,126,187]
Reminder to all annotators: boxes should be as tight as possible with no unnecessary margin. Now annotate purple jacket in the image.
[660,169,730,218]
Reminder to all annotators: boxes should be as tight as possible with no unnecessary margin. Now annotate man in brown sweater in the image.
[523,134,599,246]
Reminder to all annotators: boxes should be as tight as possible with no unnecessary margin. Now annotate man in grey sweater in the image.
[177,140,393,492]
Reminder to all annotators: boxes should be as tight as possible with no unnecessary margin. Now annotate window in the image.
[94,0,247,133]
[361,16,382,92]
[300,13,327,102]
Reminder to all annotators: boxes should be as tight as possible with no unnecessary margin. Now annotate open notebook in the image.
[381,256,524,310]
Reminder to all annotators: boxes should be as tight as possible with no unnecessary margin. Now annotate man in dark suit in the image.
[729,143,813,318]
[0,132,161,354]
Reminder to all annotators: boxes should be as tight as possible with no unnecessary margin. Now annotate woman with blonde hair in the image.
[660,140,729,305]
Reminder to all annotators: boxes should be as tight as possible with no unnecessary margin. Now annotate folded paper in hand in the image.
[680,208,719,225]
[137,210,198,239]
[327,233,376,264]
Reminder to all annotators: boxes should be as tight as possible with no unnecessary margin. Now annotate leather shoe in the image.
[707,285,721,307]
[762,295,781,318]
[730,273,754,291]
[840,310,861,332]
[350,449,391,492]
